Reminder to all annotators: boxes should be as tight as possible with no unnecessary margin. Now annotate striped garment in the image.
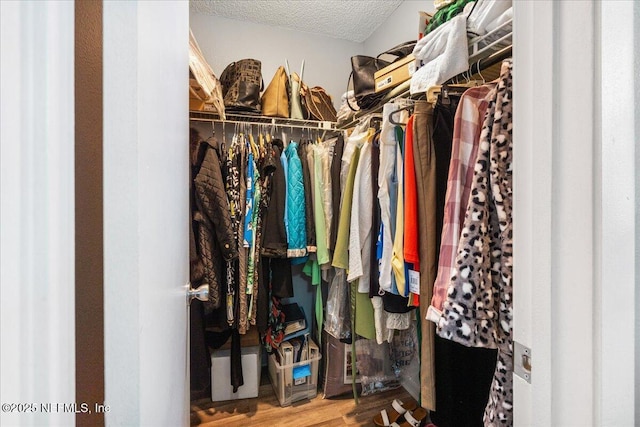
[426,83,497,323]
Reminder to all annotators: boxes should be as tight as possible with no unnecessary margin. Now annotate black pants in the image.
[431,336,497,427]
[430,93,496,427]
[432,94,460,248]
[190,300,211,400]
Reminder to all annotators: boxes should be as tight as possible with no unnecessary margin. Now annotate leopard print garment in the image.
[437,59,513,426]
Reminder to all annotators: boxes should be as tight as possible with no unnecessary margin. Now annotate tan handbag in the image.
[261,66,290,118]
[286,60,305,120]
[301,85,337,122]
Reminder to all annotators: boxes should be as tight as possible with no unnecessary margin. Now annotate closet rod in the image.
[469,44,512,76]
[338,81,412,129]
[189,111,337,131]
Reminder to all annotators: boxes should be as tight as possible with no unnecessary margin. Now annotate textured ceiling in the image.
[189,0,404,43]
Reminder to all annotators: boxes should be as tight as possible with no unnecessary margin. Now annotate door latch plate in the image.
[514,341,532,383]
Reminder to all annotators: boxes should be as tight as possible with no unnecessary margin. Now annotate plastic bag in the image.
[321,331,361,398]
[356,339,401,396]
[324,268,351,341]
[390,319,420,397]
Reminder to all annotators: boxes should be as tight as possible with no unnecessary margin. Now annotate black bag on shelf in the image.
[219,58,263,114]
[348,40,417,111]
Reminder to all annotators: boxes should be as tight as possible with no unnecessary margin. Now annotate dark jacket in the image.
[298,140,316,252]
[261,139,288,257]
[329,134,344,251]
[260,139,293,299]
[191,130,238,311]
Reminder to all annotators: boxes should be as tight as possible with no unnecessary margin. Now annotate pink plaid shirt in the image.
[426,84,497,323]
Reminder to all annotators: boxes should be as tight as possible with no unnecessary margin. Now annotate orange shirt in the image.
[403,115,420,307]
[403,115,419,268]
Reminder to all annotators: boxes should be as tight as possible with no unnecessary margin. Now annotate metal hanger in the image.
[388,106,412,125]
[476,58,486,84]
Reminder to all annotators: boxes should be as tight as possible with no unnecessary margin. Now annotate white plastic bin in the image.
[211,345,261,402]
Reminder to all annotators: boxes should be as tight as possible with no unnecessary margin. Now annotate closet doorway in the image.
[5,1,635,426]
[102,1,640,425]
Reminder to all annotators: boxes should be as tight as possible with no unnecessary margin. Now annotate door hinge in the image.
[514,341,532,383]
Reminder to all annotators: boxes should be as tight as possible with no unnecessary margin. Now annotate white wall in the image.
[636,4,640,421]
[600,2,637,425]
[0,2,76,426]
[364,0,435,57]
[190,13,362,108]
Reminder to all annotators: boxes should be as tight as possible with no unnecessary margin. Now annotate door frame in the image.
[0,2,76,426]
[513,1,638,425]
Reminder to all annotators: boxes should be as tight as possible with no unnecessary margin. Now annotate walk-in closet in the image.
[188,1,514,425]
[2,1,637,427]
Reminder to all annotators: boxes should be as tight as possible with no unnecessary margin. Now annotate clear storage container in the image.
[267,350,321,407]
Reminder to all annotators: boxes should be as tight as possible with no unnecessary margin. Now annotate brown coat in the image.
[191,130,238,311]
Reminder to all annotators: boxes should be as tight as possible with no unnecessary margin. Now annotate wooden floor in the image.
[190,369,420,426]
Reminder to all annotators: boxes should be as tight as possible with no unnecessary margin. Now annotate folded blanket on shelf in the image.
[410,12,470,94]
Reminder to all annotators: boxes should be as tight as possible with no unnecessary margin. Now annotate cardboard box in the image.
[374,54,417,93]
[211,345,261,402]
[189,80,223,113]
[189,97,205,111]
[189,97,223,113]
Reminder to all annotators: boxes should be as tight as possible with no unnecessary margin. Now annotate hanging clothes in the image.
[390,123,407,296]
[259,138,294,352]
[255,137,280,333]
[191,131,238,311]
[299,140,317,253]
[347,139,373,291]
[368,132,382,299]
[411,100,438,411]
[284,141,308,261]
[329,134,344,252]
[377,104,402,294]
[347,134,377,341]
[333,126,369,269]
[244,146,260,325]
[248,133,275,326]
[237,134,250,335]
[403,115,420,307]
[262,139,289,259]
[427,83,496,323]
[425,90,499,427]
[319,137,336,259]
[369,132,391,345]
[437,59,514,427]
[377,105,414,321]
[260,139,293,301]
[189,128,238,398]
[313,142,331,266]
[223,132,246,392]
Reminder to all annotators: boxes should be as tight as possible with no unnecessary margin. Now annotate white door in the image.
[513,1,638,425]
[103,2,191,425]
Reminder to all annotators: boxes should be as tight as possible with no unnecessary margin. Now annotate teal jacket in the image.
[284,141,307,258]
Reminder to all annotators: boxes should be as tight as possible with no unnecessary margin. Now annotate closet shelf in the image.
[338,15,512,131]
[468,17,512,65]
[189,110,337,130]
